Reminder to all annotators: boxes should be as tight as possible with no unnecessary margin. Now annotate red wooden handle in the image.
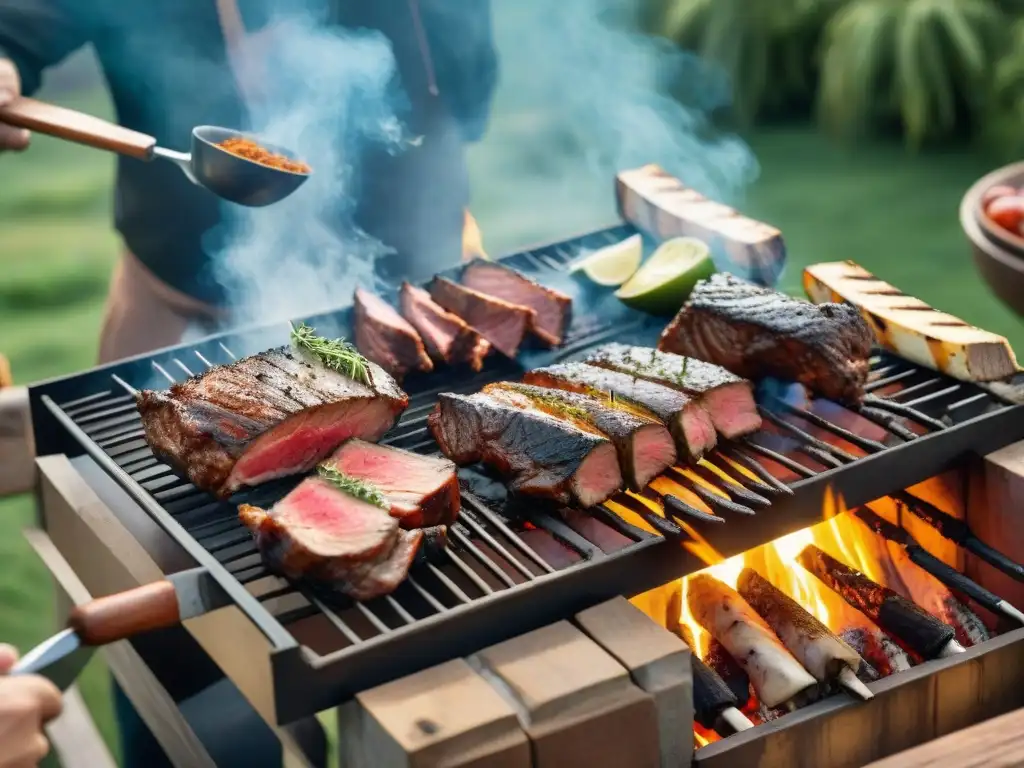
[0,96,157,160]
[68,581,181,646]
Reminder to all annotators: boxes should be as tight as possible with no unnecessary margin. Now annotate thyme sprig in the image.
[316,464,387,509]
[290,322,371,385]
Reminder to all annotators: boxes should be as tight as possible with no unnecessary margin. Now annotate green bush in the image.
[654,0,1022,150]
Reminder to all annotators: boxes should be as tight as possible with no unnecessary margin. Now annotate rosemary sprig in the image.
[316,464,387,509]
[290,322,371,385]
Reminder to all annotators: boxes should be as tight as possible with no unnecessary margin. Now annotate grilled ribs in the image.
[325,439,460,528]
[483,382,676,490]
[462,259,573,346]
[523,362,717,462]
[399,282,491,371]
[353,287,433,380]
[137,346,408,498]
[429,277,535,358]
[585,343,761,439]
[658,273,873,404]
[428,391,623,507]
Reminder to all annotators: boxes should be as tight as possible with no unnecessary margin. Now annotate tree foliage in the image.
[654,0,1018,149]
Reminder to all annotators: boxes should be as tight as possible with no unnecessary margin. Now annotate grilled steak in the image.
[137,347,408,498]
[523,363,716,462]
[484,382,676,490]
[586,343,762,439]
[399,282,491,371]
[238,477,443,600]
[428,391,623,507]
[326,439,460,528]
[429,277,535,358]
[353,287,433,380]
[462,259,573,346]
[658,273,873,404]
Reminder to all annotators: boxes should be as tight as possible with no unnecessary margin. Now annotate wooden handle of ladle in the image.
[67,580,182,646]
[0,96,156,160]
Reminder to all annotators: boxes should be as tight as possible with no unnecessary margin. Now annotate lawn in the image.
[2,77,1020,767]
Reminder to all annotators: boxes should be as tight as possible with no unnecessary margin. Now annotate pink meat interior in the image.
[573,442,624,507]
[630,424,678,489]
[702,384,762,440]
[226,398,398,492]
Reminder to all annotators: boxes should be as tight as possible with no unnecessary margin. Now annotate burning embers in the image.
[642,496,1019,746]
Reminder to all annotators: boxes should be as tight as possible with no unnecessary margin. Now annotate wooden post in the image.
[470,620,661,768]
[575,597,693,768]
[337,659,531,768]
[967,442,1024,611]
[0,385,34,496]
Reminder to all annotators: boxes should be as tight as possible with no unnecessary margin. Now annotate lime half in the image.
[615,237,716,315]
[569,233,643,286]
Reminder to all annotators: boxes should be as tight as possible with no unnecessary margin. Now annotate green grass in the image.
[2,83,1021,764]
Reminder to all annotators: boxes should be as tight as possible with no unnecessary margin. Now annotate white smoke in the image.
[207,14,412,328]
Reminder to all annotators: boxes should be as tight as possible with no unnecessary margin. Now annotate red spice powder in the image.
[217,137,311,174]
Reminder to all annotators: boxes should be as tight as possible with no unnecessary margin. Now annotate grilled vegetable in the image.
[803,261,1020,382]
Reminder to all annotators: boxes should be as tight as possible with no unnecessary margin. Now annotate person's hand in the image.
[0,644,63,768]
[0,59,31,153]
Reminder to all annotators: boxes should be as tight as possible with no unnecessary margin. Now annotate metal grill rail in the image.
[30,223,1024,721]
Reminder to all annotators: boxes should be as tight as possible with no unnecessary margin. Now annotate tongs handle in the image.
[69,580,182,646]
[0,96,156,160]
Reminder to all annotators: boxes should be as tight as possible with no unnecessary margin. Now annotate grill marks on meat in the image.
[399,282,491,371]
[326,439,460,528]
[658,273,873,404]
[353,288,432,380]
[483,382,676,491]
[428,392,623,507]
[429,277,534,359]
[586,343,762,439]
[462,259,573,346]
[523,363,717,462]
[238,476,443,601]
[137,347,408,498]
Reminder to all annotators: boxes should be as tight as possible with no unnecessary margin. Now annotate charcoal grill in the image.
[27,223,1024,724]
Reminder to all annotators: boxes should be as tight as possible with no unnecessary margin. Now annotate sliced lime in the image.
[569,233,643,286]
[615,237,716,316]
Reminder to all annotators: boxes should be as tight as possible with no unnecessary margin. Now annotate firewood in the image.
[797,545,962,661]
[687,574,818,709]
[803,261,1019,382]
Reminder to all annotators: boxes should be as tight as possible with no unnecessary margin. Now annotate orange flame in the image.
[676,486,886,657]
[462,209,488,261]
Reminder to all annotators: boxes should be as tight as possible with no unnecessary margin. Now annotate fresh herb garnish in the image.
[316,464,387,509]
[290,322,370,385]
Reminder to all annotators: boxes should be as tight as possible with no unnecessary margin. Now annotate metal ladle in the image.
[0,97,310,207]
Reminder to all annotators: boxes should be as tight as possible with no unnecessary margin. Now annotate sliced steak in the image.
[428,391,623,507]
[586,343,762,439]
[238,477,436,601]
[658,273,873,404]
[461,259,573,346]
[353,287,432,379]
[484,381,676,490]
[399,282,491,371]
[523,362,716,462]
[429,276,535,358]
[326,439,460,528]
[138,346,408,498]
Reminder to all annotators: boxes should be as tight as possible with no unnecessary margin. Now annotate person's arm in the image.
[0,644,64,768]
[0,0,88,151]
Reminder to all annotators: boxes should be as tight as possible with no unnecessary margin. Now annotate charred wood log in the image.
[797,545,964,660]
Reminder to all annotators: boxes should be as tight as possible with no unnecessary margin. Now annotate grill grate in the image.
[29,223,1024,722]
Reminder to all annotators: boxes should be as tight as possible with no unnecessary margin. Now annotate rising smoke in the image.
[207,13,411,331]
[207,0,760,332]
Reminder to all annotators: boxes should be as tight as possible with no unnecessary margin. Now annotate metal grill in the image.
[28,223,1024,722]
